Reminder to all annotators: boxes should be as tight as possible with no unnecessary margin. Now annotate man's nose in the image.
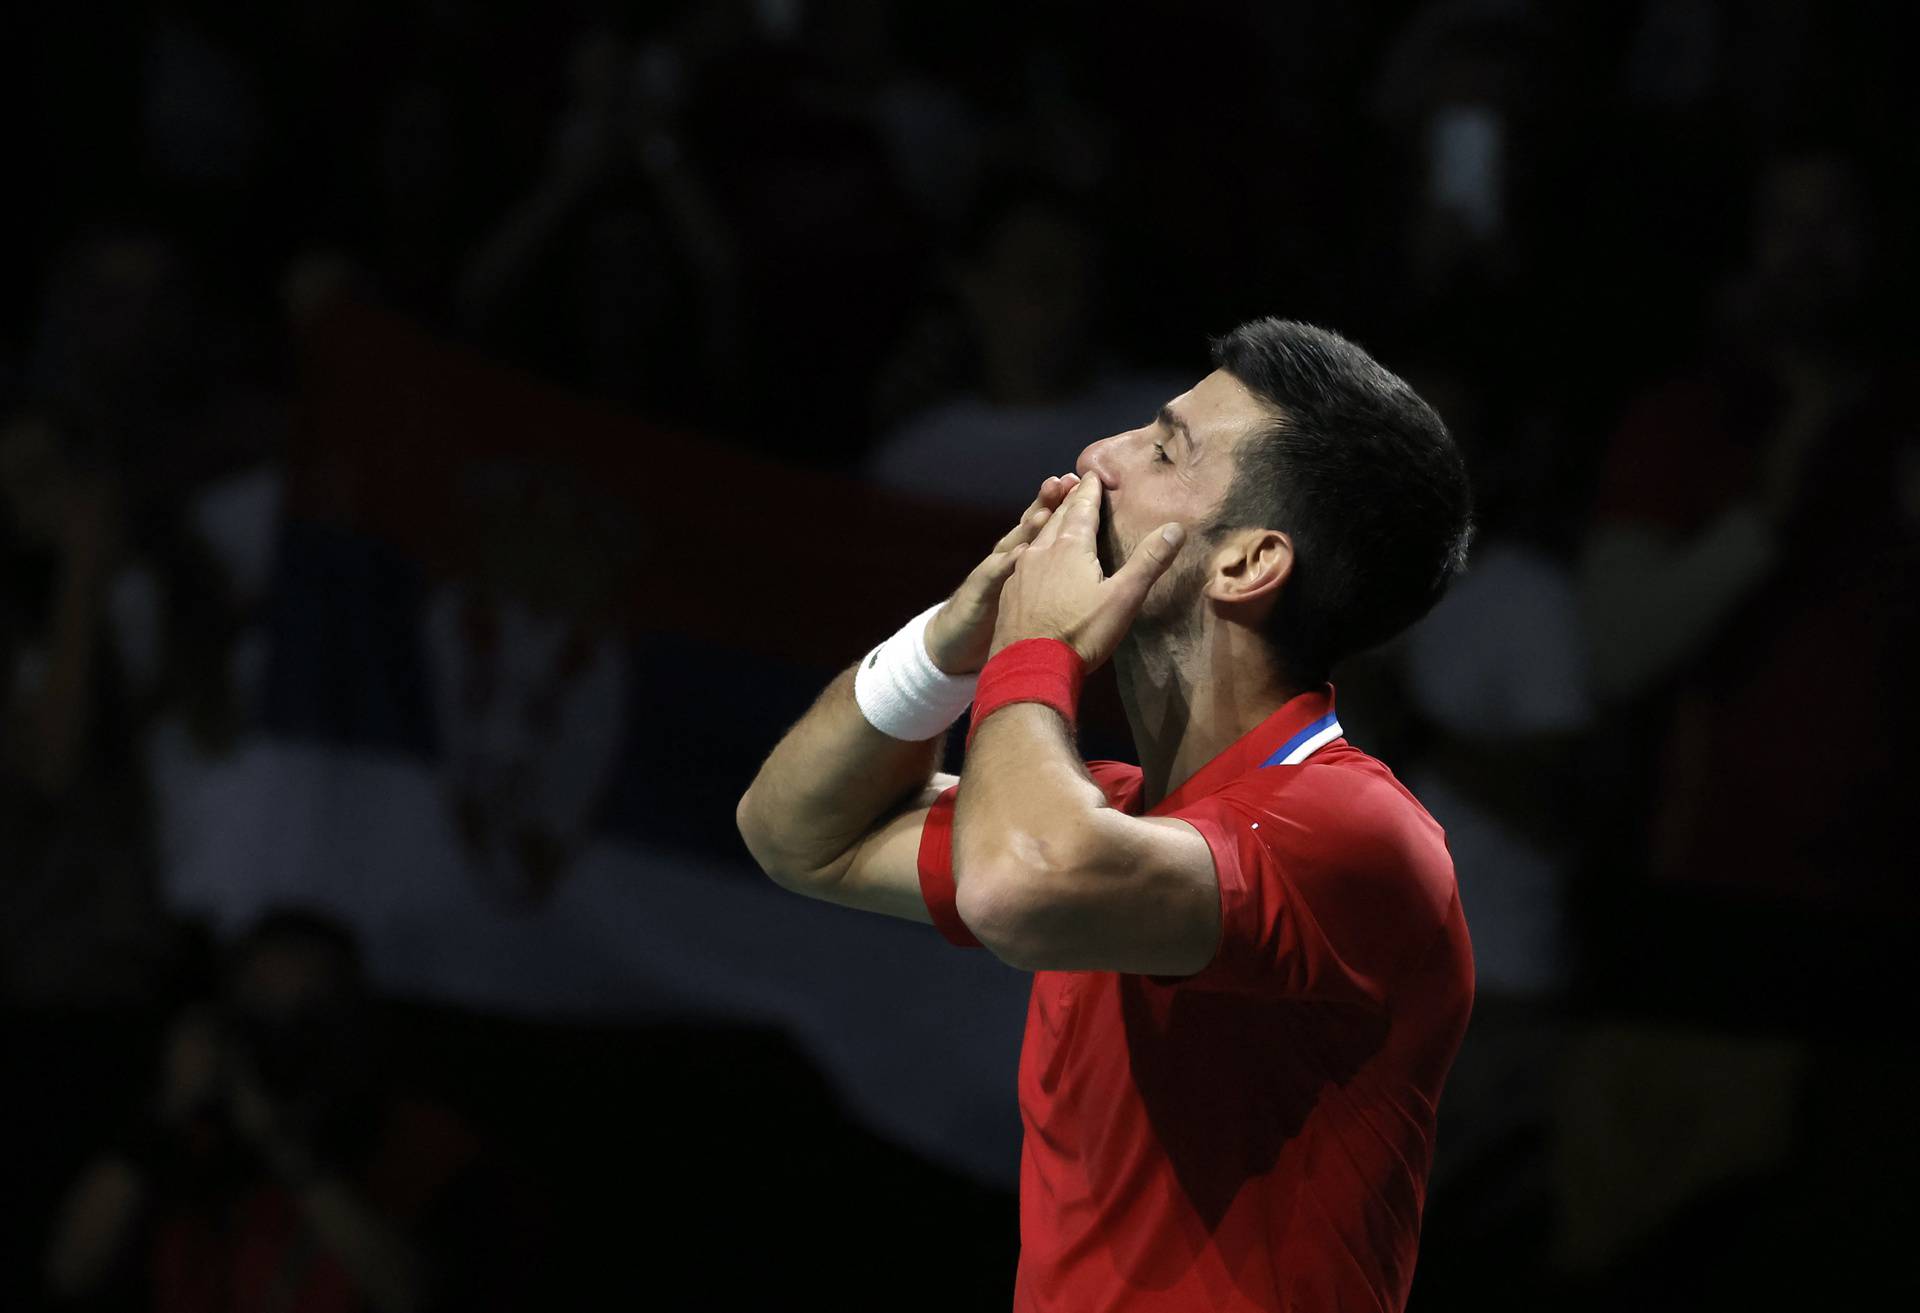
[1075,432,1124,488]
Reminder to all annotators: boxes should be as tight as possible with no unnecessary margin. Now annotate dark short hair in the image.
[1208,318,1474,684]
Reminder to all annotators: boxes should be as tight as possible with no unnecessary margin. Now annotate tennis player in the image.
[739,317,1475,1312]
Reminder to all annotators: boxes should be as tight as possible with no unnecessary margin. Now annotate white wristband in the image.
[854,603,978,742]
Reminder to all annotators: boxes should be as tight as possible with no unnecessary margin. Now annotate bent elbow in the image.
[734,790,841,895]
[958,877,1054,970]
[954,868,1029,966]
[734,790,798,886]
[955,832,1090,970]
[734,790,770,870]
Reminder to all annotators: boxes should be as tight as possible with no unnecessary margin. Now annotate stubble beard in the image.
[1096,500,1121,577]
[1101,503,1208,653]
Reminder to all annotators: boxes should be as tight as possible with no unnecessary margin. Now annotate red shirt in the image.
[920,685,1473,1312]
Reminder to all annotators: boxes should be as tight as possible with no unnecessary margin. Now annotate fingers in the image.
[1036,470,1101,549]
[937,474,1072,674]
[991,500,1049,554]
[978,541,1027,585]
[992,473,1081,553]
[1110,521,1186,607]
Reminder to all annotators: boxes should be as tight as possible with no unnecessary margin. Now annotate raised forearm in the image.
[946,473,1187,957]
[737,664,944,888]
[739,475,1080,892]
[953,704,1106,921]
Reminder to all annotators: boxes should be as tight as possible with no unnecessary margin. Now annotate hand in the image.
[924,473,1081,675]
[989,475,1185,669]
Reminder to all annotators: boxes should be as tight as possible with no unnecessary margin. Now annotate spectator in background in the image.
[787,0,990,223]
[456,18,743,421]
[45,908,534,1313]
[1369,5,1553,319]
[1580,143,1913,908]
[679,5,928,464]
[28,228,285,592]
[0,411,168,1005]
[866,185,1184,511]
[4,231,289,1001]
[31,231,204,469]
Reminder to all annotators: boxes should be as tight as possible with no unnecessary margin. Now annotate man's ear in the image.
[1207,529,1293,605]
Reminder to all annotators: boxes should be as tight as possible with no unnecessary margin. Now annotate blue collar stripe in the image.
[1260,713,1343,768]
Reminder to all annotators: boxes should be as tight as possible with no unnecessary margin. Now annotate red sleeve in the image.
[1159,775,1459,1005]
[916,786,981,948]
[918,763,1145,949]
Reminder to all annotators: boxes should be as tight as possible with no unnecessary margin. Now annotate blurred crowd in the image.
[3,1,1913,1310]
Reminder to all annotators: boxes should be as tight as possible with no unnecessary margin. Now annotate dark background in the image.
[2,1,1915,1310]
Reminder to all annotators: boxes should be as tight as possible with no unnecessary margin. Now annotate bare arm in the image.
[736,475,1080,919]
[955,700,1218,973]
[950,476,1217,973]
[735,662,952,919]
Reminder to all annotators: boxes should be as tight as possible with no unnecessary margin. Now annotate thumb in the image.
[1111,523,1186,606]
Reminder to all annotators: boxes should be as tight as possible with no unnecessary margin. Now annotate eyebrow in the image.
[1157,404,1194,449]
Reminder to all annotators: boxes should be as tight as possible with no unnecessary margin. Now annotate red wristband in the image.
[966,638,1085,750]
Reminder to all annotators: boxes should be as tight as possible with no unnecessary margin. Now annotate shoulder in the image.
[1194,747,1456,921]
[1151,747,1466,1002]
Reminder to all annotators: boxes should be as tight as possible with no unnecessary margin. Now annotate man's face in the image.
[1074,368,1272,632]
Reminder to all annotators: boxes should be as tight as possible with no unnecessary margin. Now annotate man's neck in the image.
[1113,618,1297,810]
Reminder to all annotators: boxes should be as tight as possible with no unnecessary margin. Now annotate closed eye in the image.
[1152,404,1192,463]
